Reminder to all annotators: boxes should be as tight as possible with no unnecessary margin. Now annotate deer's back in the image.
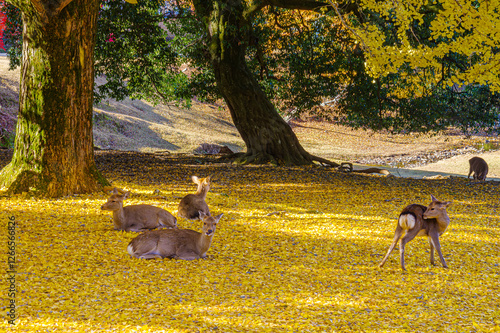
[123,204,162,216]
[400,204,439,235]
[122,205,164,227]
[129,228,201,258]
[400,204,426,217]
[178,195,209,218]
[469,157,488,180]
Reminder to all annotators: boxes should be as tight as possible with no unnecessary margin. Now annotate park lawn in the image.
[1,153,499,332]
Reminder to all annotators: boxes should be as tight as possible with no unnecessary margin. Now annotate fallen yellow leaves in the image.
[0,152,499,332]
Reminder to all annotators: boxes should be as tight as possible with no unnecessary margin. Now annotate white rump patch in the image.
[127,243,135,256]
[399,214,416,229]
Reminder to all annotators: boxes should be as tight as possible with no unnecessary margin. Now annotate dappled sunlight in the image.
[453,213,500,222]
[1,318,180,332]
[1,156,499,332]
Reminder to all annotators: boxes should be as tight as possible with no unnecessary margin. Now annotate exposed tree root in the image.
[232,152,280,166]
[219,151,341,167]
[0,162,109,197]
[353,167,391,175]
[311,154,340,167]
[215,151,390,175]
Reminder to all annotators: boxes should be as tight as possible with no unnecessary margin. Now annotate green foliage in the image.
[334,69,500,134]
[329,6,500,134]
[94,0,192,106]
[4,0,499,135]
[3,1,22,69]
[0,131,15,149]
[247,10,349,115]
[232,6,499,135]
[161,8,219,103]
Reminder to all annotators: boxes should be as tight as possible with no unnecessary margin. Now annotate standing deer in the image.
[177,176,210,219]
[379,195,452,270]
[101,188,177,232]
[468,156,488,181]
[127,211,223,260]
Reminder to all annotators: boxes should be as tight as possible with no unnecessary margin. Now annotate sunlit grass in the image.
[1,155,499,332]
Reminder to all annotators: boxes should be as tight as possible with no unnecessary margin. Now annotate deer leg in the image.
[379,226,403,267]
[137,253,163,259]
[429,232,448,268]
[125,223,147,232]
[158,219,175,229]
[157,219,167,229]
[428,237,435,266]
[127,227,148,232]
[399,227,421,271]
[158,212,177,229]
[177,252,199,260]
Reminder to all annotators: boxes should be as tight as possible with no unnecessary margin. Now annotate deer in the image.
[177,176,210,219]
[468,156,488,181]
[379,195,452,271]
[101,188,177,232]
[127,211,223,260]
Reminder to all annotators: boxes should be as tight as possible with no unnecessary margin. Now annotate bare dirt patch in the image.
[290,119,481,161]
[0,57,19,141]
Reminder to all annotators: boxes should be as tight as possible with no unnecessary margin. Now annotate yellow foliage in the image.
[329,0,500,91]
[1,155,499,332]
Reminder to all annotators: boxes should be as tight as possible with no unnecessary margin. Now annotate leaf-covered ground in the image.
[1,151,499,332]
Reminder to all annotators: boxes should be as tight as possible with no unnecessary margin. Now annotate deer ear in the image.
[123,191,130,199]
[199,210,207,219]
[205,176,211,183]
[112,187,119,194]
[430,194,438,202]
[192,175,200,184]
[214,213,223,222]
[443,201,452,207]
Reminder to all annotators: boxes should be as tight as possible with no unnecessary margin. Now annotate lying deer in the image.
[468,156,488,181]
[101,188,177,232]
[127,211,223,260]
[379,195,452,270]
[177,176,210,219]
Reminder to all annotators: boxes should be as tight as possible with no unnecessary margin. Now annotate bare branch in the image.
[30,0,75,20]
[328,0,370,54]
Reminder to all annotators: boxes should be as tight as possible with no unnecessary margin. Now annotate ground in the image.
[1,148,499,332]
[1,55,499,179]
[1,56,499,332]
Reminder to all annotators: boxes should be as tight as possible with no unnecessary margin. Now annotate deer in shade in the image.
[127,211,223,260]
[468,156,488,181]
[101,188,177,232]
[177,176,210,219]
[379,195,452,270]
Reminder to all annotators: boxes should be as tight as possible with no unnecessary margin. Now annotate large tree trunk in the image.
[0,0,109,197]
[217,60,315,165]
[194,0,337,166]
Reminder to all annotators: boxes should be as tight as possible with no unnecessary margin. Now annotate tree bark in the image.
[0,0,109,197]
[194,0,337,166]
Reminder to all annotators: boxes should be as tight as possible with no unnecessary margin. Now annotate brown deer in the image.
[468,156,488,181]
[127,211,223,260]
[101,188,177,232]
[379,195,452,270]
[177,176,210,219]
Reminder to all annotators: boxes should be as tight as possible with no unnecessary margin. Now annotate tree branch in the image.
[263,0,329,11]
[31,0,74,20]
[328,0,369,52]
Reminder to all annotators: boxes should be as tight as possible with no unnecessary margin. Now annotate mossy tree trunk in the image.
[193,0,337,166]
[0,0,109,197]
